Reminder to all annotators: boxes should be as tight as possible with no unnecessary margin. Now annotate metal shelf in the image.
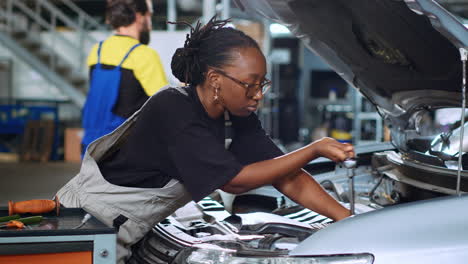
[353,91,383,145]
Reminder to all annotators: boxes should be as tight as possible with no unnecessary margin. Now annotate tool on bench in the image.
[0,214,20,223]
[343,158,357,215]
[0,220,24,229]
[0,216,44,230]
[9,196,60,216]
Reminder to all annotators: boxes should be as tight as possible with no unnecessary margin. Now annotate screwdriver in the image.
[0,220,24,229]
[0,214,20,223]
[9,196,60,216]
[0,216,43,226]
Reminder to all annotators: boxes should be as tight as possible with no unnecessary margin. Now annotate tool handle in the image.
[9,196,60,216]
[9,200,55,215]
[7,220,24,229]
[343,158,357,169]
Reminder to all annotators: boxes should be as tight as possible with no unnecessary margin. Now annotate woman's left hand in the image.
[310,137,355,163]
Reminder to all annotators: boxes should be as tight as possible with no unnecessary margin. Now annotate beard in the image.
[139,30,150,45]
[139,20,151,44]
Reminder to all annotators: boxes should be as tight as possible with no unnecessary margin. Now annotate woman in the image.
[57,17,354,263]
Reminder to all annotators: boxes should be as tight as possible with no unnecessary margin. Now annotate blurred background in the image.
[0,0,465,163]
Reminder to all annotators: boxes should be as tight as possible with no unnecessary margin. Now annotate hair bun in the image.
[171,48,188,83]
[171,47,201,84]
[181,47,199,57]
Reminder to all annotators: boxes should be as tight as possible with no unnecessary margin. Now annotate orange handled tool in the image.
[8,196,60,216]
[0,220,25,229]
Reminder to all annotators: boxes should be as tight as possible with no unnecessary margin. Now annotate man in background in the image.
[81,0,167,155]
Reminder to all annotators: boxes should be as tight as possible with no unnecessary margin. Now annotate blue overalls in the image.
[81,41,141,156]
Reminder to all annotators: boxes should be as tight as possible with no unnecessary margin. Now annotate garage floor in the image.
[0,162,80,207]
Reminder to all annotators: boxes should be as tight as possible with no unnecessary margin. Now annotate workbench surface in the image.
[0,208,114,237]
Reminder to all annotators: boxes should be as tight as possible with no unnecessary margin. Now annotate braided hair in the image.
[169,16,261,86]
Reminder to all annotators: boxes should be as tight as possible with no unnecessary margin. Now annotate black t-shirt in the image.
[98,86,283,201]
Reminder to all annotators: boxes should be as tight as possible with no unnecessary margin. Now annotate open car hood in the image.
[234,0,468,150]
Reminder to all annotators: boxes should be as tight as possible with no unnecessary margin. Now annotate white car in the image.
[128,1,468,263]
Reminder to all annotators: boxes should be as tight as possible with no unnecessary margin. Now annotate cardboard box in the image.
[234,21,265,50]
[64,128,83,163]
[0,152,19,163]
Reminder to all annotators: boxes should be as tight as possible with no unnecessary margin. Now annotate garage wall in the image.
[0,30,188,119]
[299,43,332,131]
[0,45,66,100]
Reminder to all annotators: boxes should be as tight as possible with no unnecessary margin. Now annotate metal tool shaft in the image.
[457,48,467,196]
[349,172,355,214]
[344,159,357,215]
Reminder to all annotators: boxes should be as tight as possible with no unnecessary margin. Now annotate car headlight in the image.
[178,248,374,264]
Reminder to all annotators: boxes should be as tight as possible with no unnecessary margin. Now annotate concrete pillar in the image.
[221,0,230,20]
[167,0,177,31]
[203,0,216,24]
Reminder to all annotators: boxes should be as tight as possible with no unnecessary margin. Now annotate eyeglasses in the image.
[214,69,272,98]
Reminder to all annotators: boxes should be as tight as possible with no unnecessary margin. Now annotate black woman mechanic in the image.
[56,17,354,263]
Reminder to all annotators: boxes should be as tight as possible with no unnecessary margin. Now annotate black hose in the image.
[368,164,394,204]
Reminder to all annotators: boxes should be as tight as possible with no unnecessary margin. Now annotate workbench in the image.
[0,208,116,264]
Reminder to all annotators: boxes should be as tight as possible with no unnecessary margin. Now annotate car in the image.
[127,1,468,263]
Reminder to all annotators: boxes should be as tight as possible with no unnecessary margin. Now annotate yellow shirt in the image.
[87,35,168,117]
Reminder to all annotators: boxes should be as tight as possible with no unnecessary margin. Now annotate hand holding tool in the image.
[0,220,25,229]
[9,196,60,216]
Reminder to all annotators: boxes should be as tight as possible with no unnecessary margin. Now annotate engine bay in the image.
[126,142,457,264]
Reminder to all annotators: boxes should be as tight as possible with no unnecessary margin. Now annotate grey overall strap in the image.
[173,86,232,150]
[173,86,189,96]
[224,111,232,150]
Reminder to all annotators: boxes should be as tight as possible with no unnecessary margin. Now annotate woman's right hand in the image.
[309,137,355,163]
